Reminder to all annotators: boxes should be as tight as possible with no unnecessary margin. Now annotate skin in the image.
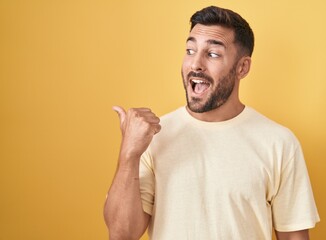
[181,24,250,122]
[275,230,310,240]
[103,24,310,240]
[104,107,159,239]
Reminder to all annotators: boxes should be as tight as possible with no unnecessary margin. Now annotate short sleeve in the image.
[272,144,320,231]
[139,150,155,215]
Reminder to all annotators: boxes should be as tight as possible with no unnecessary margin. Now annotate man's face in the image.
[182,24,239,113]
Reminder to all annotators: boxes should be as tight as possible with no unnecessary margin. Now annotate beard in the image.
[182,64,237,113]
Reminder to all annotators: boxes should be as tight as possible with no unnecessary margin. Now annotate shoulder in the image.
[157,107,189,133]
[148,107,189,147]
[244,106,300,149]
[160,107,187,124]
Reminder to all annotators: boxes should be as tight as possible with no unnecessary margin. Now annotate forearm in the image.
[104,106,159,239]
[275,229,309,240]
[104,157,150,239]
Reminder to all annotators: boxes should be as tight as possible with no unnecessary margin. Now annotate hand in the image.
[113,106,161,159]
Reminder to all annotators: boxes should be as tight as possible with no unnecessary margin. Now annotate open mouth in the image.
[191,79,211,94]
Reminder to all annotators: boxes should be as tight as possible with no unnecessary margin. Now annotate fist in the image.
[113,106,161,159]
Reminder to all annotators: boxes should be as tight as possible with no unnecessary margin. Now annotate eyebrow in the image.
[186,37,226,48]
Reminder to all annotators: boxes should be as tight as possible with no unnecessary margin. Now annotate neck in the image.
[186,100,245,122]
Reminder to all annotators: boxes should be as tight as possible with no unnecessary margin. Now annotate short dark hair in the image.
[190,6,254,57]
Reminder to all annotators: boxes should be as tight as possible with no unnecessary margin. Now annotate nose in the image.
[191,53,206,72]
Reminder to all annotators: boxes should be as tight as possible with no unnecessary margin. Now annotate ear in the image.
[236,56,251,80]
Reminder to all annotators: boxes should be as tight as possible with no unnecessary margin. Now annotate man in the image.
[104,6,319,240]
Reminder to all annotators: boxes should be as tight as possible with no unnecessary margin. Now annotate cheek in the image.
[207,64,225,78]
[182,60,191,77]
[182,55,191,67]
[181,62,187,76]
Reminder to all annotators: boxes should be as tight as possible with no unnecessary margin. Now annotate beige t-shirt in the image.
[140,106,319,239]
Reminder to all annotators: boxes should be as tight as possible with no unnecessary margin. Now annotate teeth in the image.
[192,79,205,84]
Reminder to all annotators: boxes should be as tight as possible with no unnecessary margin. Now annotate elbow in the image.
[107,223,141,240]
[109,231,139,240]
[103,206,141,240]
[103,198,110,229]
[103,197,148,240]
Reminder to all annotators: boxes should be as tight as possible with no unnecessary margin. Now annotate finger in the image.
[153,124,162,134]
[147,116,160,124]
[138,107,152,111]
[112,106,126,126]
[139,111,160,124]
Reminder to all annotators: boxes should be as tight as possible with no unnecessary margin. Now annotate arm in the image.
[275,229,309,240]
[104,106,161,240]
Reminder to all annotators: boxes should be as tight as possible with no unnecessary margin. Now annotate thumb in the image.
[112,106,126,126]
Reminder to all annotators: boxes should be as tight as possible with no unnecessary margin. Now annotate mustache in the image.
[187,71,213,84]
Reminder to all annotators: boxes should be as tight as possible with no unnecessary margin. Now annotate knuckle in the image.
[140,115,148,122]
[128,108,136,114]
[143,121,151,128]
[128,108,141,118]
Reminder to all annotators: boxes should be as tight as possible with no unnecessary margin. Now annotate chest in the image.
[152,131,275,203]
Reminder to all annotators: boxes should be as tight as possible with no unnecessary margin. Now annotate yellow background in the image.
[0,0,325,239]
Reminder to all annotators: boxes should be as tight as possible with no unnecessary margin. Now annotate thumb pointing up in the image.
[113,106,126,129]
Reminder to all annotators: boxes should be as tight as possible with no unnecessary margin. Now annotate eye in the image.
[208,52,220,58]
[186,49,195,55]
